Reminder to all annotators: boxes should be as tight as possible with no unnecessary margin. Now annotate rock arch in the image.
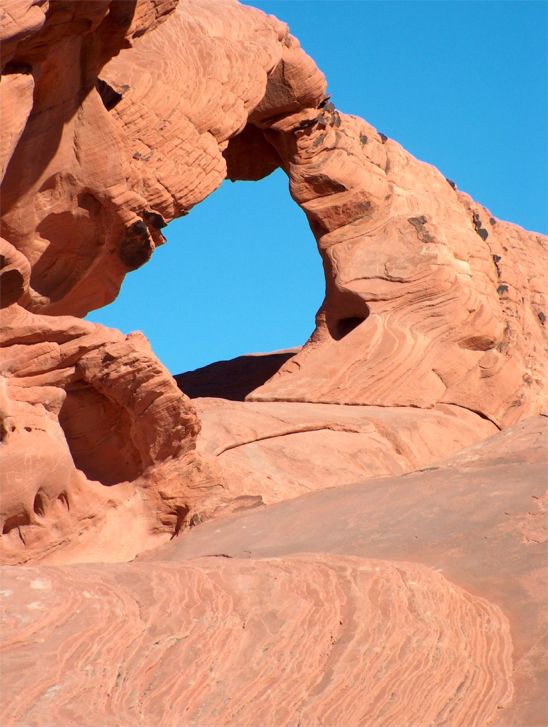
[0,0,546,564]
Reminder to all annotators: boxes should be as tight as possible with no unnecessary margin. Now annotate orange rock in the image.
[193,397,497,505]
[154,415,548,727]
[0,304,222,564]
[0,0,547,723]
[0,554,514,727]
[245,113,547,427]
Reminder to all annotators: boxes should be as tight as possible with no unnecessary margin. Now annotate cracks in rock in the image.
[442,402,501,430]
[213,423,365,457]
[471,209,489,241]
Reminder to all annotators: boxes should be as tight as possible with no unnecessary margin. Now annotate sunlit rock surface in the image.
[0,555,514,727]
[0,0,547,724]
[1,418,546,727]
[193,397,498,504]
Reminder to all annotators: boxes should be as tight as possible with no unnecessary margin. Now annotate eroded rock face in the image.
[0,0,322,317]
[0,300,226,563]
[241,113,547,427]
[5,0,543,427]
[0,0,180,317]
[1,1,547,723]
[0,0,545,553]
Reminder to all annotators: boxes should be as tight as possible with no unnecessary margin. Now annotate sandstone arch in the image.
[0,2,547,725]
[1,0,546,563]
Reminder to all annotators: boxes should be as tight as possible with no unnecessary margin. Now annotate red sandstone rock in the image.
[0,556,515,727]
[193,397,497,505]
[245,113,547,427]
[0,0,547,724]
[0,0,180,316]
[150,415,548,727]
[0,303,224,564]
[1,417,545,727]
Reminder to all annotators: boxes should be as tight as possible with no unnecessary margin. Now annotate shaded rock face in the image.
[0,1,547,725]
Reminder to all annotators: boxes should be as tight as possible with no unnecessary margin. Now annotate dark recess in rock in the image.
[330,314,369,341]
[96,78,123,110]
[2,61,32,74]
[142,210,167,229]
[408,215,428,226]
[471,210,489,240]
[175,352,295,401]
[223,123,281,181]
[408,216,434,242]
[118,220,154,270]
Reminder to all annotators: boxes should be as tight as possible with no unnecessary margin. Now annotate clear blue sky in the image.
[87,0,547,374]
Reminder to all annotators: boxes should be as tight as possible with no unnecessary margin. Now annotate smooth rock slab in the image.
[195,397,498,504]
[153,415,548,726]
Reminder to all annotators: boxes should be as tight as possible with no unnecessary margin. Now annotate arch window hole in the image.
[86,169,326,389]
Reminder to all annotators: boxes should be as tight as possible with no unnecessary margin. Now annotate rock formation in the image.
[0,0,546,725]
[1,417,546,726]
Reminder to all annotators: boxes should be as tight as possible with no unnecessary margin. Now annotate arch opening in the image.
[85,168,326,385]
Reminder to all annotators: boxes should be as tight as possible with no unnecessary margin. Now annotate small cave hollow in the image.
[330,313,369,341]
[95,78,123,111]
[32,191,104,303]
[59,383,144,486]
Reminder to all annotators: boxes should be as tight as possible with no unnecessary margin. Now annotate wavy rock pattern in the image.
[0,0,181,317]
[0,2,546,723]
[0,554,513,727]
[156,416,548,727]
[247,114,547,426]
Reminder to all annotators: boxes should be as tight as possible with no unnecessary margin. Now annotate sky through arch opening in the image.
[85,168,325,376]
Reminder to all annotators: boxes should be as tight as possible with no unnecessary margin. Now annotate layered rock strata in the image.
[0,555,515,727]
[1,417,546,727]
[0,1,547,723]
